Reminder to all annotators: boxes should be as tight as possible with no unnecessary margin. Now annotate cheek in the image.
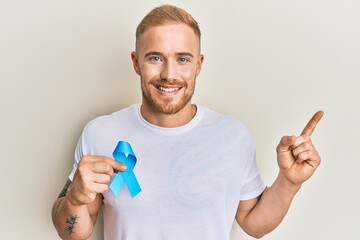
[140,64,161,79]
[181,66,197,80]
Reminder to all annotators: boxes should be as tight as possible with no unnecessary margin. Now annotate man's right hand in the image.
[66,156,127,206]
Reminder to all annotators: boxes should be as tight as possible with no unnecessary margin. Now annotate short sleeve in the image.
[239,148,266,200]
[68,131,85,181]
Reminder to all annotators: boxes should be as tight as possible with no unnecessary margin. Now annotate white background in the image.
[1,0,359,239]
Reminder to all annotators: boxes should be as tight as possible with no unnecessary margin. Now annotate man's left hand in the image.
[276,111,324,186]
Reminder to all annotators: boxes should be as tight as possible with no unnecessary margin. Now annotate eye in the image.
[178,57,188,63]
[150,56,161,62]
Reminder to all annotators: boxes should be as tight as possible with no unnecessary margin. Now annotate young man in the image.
[52,5,323,240]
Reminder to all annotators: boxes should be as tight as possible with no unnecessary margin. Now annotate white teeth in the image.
[158,86,179,92]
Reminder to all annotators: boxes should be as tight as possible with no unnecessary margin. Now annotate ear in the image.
[131,51,141,75]
[195,54,204,77]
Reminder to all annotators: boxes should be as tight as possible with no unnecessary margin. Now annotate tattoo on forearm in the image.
[66,214,79,234]
[52,179,72,223]
[58,179,72,198]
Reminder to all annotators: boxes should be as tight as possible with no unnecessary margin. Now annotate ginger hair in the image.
[135,5,201,50]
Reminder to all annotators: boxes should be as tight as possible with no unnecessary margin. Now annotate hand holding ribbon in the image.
[110,141,141,198]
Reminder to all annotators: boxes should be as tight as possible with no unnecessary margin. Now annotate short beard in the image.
[141,79,195,115]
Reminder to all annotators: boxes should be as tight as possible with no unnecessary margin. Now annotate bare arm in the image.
[236,174,300,238]
[236,111,324,238]
[52,179,103,239]
[51,156,127,239]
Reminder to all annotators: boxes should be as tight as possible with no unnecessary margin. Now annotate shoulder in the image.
[199,106,250,136]
[83,104,138,132]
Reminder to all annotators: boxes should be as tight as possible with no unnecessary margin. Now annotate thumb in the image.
[276,135,296,153]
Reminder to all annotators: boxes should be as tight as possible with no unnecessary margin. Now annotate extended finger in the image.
[301,111,324,136]
[83,155,127,172]
[89,161,115,175]
[95,156,127,172]
[108,159,127,172]
[81,155,113,163]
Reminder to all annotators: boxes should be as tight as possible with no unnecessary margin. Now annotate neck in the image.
[140,103,197,128]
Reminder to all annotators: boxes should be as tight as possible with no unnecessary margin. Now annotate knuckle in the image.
[102,184,109,192]
[81,155,91,162]
[280,136,288,143]
[304,142,312,149]
[87,192,95,201]
[104,164,112,173]
[303,135,310,141]
[83,181,92,191]
[78,164,86,172]
[100,156,110,163]
[78,161,90,172]
[78,168,88,179]
[104,175,111,183]
[276,145,281,152]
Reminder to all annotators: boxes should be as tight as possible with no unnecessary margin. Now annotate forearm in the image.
[239,173,301,238]
[52,196,94,240]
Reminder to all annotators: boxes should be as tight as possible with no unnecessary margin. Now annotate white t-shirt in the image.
[70,104,265,240]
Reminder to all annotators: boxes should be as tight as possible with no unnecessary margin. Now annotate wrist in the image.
[274,172,302,195]
[64,189,83,208]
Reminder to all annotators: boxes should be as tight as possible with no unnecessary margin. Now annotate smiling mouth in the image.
[156,86,181,93]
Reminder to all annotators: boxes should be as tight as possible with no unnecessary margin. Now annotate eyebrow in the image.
[144,51,195,58]
[144,51,163,58]
[177,52,194,58]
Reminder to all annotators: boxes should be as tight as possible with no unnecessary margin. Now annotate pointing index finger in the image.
[301,111,324,136]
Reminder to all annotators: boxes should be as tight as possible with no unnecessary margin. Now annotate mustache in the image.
[149,79,187,87]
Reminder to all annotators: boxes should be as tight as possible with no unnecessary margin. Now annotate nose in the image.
[160,61,177,82]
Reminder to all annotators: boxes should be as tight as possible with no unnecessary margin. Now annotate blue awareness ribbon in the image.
[109,141,141,198]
